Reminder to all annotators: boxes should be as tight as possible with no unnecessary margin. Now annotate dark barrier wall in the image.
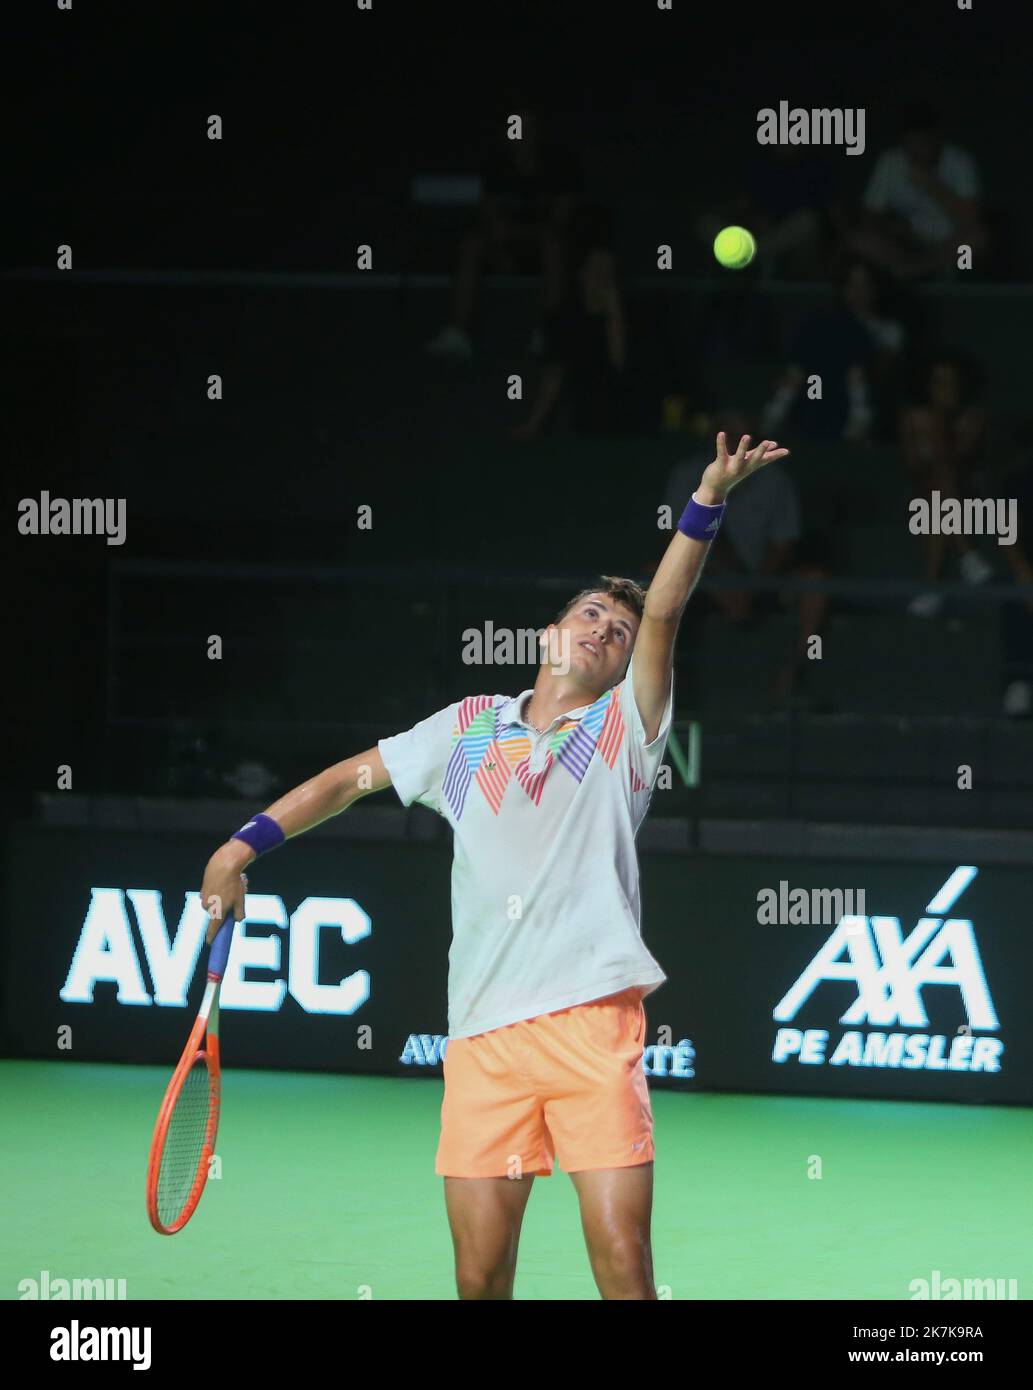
[3,824,1031,1104]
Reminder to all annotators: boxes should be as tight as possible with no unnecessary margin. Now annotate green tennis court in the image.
[3,1060,1029,1300]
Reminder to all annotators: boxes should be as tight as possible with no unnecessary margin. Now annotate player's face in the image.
[553,594,638,686]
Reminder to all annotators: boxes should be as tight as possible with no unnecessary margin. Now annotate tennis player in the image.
[200,431,789,1299]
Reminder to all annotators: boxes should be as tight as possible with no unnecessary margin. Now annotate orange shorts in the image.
[435,986,654,1178]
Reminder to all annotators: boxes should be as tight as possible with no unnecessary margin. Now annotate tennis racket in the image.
[146,905,237,1235]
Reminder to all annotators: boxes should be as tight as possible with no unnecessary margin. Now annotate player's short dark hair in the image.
[552,575,646,628]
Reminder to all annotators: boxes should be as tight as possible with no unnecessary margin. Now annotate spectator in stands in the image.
[425,106,582,360]
[760,259,906,444]
[846,102,988,280]
[659,409,833,700]
[901,352,992,617]
[999,427,1033,717]
[697,144,835,280]
[510,203,628,438]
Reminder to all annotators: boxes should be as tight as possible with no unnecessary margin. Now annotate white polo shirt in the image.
[377,647,672,1039]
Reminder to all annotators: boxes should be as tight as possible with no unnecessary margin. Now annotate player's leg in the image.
[569,1162,657,1300]
[443,1175,536,1300]
[437,1027,553,1299]
[535,988,658,1298]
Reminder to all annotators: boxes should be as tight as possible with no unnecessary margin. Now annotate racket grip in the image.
[208,918,235,980]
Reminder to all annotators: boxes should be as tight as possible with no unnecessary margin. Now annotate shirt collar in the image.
[498,687,595,731]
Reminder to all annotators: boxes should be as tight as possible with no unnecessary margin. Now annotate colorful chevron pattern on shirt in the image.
[441,683,637,820]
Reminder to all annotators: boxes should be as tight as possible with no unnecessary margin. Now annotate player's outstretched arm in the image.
[634,432,790,741]
[201,746,392,943]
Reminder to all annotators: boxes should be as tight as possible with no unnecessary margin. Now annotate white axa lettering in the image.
[770,868,1002,1074]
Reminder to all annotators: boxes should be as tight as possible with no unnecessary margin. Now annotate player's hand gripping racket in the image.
[146,889,242,1234]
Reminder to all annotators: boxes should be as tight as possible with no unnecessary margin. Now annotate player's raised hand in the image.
[698,432,790,502]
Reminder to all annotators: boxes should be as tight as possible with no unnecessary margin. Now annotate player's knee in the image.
[590,1235,653,1297]
[455,1258,512,1300]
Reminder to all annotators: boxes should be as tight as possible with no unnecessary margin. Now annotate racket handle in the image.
[208,918,235,981]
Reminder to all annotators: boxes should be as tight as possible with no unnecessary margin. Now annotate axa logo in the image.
[774,866,997,1030]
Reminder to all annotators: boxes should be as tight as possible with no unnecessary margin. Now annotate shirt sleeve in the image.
[617,644,675,790]
[377,700,462,815]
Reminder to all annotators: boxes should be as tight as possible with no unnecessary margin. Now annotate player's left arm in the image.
[633,432,790,742]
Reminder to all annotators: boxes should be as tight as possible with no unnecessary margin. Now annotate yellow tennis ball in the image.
[713,225,757,270]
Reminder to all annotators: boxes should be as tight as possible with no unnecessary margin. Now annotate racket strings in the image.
[156,1054,217,1227]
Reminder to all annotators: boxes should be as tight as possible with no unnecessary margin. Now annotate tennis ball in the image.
[713,225,757,270]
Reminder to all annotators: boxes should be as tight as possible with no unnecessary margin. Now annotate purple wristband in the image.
[231,813,285,858]
[677,493,726,542]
